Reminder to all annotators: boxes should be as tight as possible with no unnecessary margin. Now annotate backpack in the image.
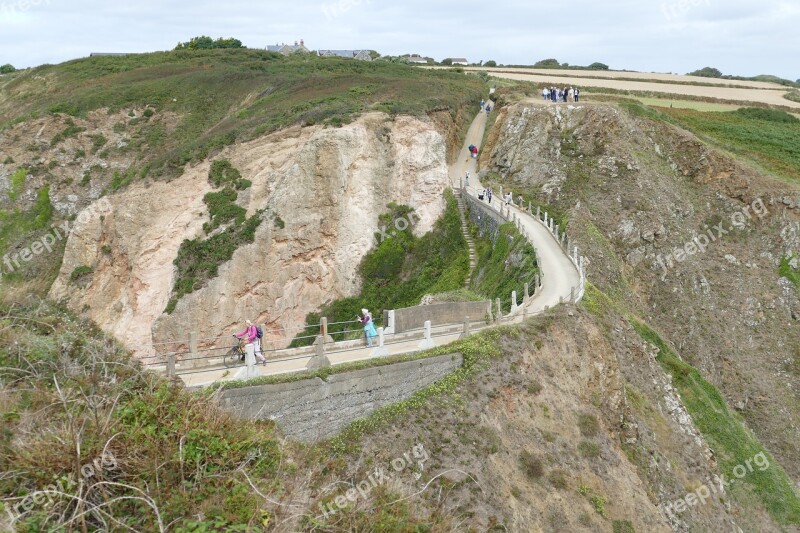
[256,325,263,339]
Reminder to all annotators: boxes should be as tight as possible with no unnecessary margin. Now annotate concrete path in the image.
[178,106,583,388]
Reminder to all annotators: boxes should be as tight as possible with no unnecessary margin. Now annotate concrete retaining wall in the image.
[216,353,463,442]
[386,301,491,334]
[465,193,506,242]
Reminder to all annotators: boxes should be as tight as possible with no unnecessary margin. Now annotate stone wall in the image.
[386,301,491,334]
[216,353,463,442]
[465,193,506,242]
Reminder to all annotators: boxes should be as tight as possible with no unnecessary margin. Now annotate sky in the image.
[1,0,798,80]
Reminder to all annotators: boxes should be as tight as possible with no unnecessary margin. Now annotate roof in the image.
[445,58,469,63]
[318,49,371,59]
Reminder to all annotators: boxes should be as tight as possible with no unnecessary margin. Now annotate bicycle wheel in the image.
[223,346,240,368]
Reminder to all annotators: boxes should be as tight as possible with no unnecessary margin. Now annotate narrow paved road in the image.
[454,105,582,313]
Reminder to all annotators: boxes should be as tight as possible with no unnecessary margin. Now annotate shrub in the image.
[69,265,94,282]
[578,440,601,458]
[0,63,16,74]
[578,414,600,438]
[734,107,799,124]
[519,450,544,479]
[548,469,569,490]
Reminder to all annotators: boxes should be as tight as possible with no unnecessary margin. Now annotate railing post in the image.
[460,316,471,339]
[418,320,434,349]
[511,291,518,314]
[320,317,333,343]
[245,343,257,379]
[189,331,198,369]
[384,310,396,335]
[523,283,530,306]
[372,326,389,357]
[167,353,176,379]
[307,341,332,370]
[536,206,541,219]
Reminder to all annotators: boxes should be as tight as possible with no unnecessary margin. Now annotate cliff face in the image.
[482,102,800,489]
[49,113,450,355]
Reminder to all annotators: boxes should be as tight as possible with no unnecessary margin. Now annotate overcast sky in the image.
[1,0,798,79]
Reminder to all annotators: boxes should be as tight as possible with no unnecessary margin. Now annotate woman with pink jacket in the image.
[235,319,266,365]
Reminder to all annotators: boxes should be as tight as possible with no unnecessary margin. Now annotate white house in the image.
[444,57,469,66]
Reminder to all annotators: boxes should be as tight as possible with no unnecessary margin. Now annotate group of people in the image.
[234,308,379,365]
[480,99,492,115]
[542,86,581,103]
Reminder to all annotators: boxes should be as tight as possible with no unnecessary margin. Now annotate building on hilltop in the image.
[267,39,310,55]
[443,57,469,65]
[405,54,432,64]
[317,49,373,61]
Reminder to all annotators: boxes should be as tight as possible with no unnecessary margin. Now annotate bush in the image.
[578,440,601,458]
[69,265,94,282]
[533,58,560,69]
[0,64,15,74]
[587,62,609,70]
[519,450,544,479]
[689,66,723,78]
[484,60,497,67]
[734,107,799,124]
[578,414,600,438]
[548,469,569,489]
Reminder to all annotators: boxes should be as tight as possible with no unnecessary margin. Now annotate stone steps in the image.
[454,189,478,288]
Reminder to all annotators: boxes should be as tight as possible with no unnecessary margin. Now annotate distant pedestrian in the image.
[542,87,549,101]
[575,87,580,102]
[488,189,493,204]
[236,320,266,365]
[517,194,523,207]
[505,192,512,206]
[568,87,574,102]
[357,309,377,347]
[465,171,470,188]
[480,99,485,109]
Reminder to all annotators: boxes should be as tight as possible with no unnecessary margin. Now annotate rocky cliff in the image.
[481,102,800,490]
[49,113,451,356]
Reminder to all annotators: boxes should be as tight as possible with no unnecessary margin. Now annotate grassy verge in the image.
[290,190,469,346]
[779,255,800,288]
[630,319,800,525]
[0,300,283,532]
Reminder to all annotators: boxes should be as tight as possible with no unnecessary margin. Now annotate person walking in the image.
[505,192,512,206]
[236,320,266,365]
[542,87,549,101]
[357,309,377,347]
[480,99,485,110]
[568,87,575,102]
[487,189,493,204]
[465,171,470,188]
[575,87,580,102]
[517,194,523,207]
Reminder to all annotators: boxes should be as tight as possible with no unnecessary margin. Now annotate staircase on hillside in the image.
[455,189,478,288]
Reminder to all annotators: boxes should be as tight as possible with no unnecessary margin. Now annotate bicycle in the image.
[223,335,246,368]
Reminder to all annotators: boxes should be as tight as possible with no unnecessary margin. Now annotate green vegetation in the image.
[50,118,86,145]
[175,36,244,50]
[519,450,545,479]
[658,107,800,182]
[779,255,800,287]
[166,161,264,313]
[0,49,483,179]
[0,300,282,532]
[578,440,601,458]
[7,167,26,200]
[688,67,723,78]
[0,64,15,74]
[631,319,800,525]
[0,186,53,260]
[69,265,94,282]
[470,221,539,312]
[578,413,600,437]
[290,191,469,346]
[786,90,800,103]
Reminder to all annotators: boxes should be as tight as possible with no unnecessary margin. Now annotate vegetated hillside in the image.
[5,296,797,532]
[0,50,484,299]
[480,100,800,525]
